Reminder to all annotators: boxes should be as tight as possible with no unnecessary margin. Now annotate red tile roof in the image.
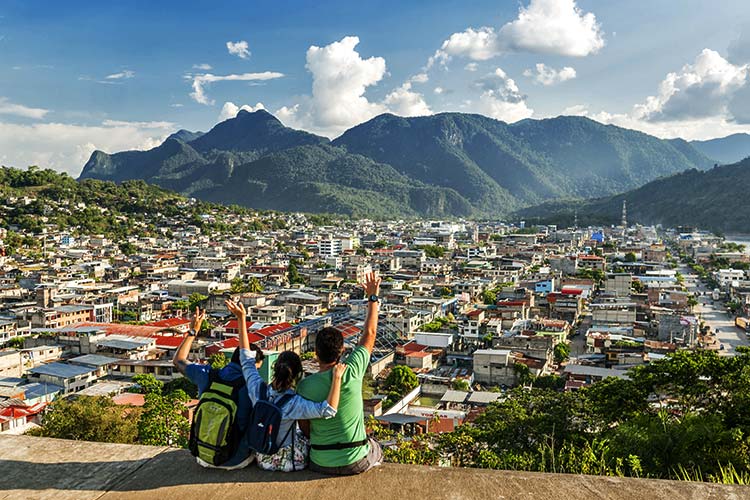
[73,322,177,337]
[146,318,191,328]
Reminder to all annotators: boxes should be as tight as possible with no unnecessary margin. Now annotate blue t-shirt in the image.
[185,362,252,465]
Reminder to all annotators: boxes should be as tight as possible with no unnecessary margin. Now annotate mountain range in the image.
[690,133,750,165]
[514,157,750,232]
[80,109,715,218]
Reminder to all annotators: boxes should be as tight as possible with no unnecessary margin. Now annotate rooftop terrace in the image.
[1,435,747,500]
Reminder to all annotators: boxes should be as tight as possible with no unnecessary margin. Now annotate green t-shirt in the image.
[297,345,370,467]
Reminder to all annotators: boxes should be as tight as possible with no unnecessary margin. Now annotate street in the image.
[682,268,749,356]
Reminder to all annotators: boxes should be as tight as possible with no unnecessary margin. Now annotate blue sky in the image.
[2,0,750,175]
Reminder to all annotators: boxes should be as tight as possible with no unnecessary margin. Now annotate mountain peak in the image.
[188,108,328,153]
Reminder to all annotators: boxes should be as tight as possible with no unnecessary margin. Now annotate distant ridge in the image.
[514,157,750,232]
[690,133,750,165]
[80,110,714,218]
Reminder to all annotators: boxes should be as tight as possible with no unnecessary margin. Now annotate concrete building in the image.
[473,349,516,387]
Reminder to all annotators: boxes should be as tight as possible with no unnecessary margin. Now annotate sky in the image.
[2,0,750,176]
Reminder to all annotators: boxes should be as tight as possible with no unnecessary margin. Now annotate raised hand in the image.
[190,306,206,334]
[361,271,381,297]
[225,299,246,318]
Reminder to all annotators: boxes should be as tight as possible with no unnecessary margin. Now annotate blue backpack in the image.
[246,382,294,456]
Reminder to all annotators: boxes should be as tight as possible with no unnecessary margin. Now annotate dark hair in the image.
[230,344,265,365]
[272,351,303,391]
[315,327,344,364]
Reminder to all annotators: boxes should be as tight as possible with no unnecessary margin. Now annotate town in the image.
[1,174,749,476]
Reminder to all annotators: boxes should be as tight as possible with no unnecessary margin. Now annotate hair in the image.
[315,327,344,364]
[229,344,265,365]
[272,351,303,391]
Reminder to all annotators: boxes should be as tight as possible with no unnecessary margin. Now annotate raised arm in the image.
[226,299,264,403]
[357,272,381,354]
[225,299,249,349]
[173,307,205,374]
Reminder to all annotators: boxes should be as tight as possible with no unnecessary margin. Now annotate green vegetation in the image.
[515,157,750,233]
[382,366,419,408]
[385,349,750,483]
[209,352,230,370]
[29,396,140,444]
[416,245,445,258]
[80,110,713,219]
[451,379,470,391]
[553,343,571,364]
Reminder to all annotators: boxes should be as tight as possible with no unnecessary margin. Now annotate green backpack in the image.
[188,370,246,466]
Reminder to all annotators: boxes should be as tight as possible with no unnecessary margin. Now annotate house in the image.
[472,349,516,387]
[0,351,22,378]
[27,362,98,394]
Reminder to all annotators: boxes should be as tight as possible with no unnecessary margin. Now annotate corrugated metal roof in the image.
[28,362,95,378]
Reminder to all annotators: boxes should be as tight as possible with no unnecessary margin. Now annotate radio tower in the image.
[621,200,627,228]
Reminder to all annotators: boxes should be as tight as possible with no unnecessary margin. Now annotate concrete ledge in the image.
[1,435,747,500]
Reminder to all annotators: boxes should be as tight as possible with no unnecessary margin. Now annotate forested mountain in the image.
[514,158,750,232]
[80,110,714,218]
[690,133,750,165]
[334,113,713,211]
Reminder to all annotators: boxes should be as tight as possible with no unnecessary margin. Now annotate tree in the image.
[452,379,470,391]
[481,289,497,305]
[188,293,208,311]
[624,252,637,262]
[131,373,164,395]
[383,365,418,397]
[209,352,230,370]
[632,279,646,294]
[287,261,304,284]
[30,396,139,444]
[553,343,571,364]
[138,389,190,447]
[119,242,137,256]
[6,337,24,349]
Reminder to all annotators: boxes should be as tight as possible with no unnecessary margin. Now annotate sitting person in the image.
[173,306,262,470]
[226,299,347,472]
[297,272,384,475]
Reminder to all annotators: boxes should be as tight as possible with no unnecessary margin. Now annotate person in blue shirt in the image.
[172,306,263,470]
[226,299,346,472]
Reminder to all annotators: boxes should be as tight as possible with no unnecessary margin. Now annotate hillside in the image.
[334,113,713,211]
[514,158,750,232]
[690,133,750,165]
[80,110,714,218]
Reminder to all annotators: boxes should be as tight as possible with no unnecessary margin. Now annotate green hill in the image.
[514,158,750,232]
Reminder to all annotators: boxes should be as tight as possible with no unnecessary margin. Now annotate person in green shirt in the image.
[297,271,383,475]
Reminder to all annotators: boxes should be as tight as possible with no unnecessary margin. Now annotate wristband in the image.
[188,328,197,337]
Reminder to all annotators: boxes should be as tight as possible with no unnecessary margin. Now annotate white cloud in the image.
[497,0,604,57]
[411,73,429,83]
[0,97,50,119]
[561,104,589,116]
[275,36,387,137]
[189,71,284,105]
[218,101,266,121]
[429,0,604,67]
[523,63,576,85]
[472,68,534,122]
[434,87,445,94]
[0,119,174,176]
[383,82,431,117]
[193,63,213,70]
[105,70,135,80]
[634,49,748,122]
[464,63,479,72]
[226,40,250,59]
